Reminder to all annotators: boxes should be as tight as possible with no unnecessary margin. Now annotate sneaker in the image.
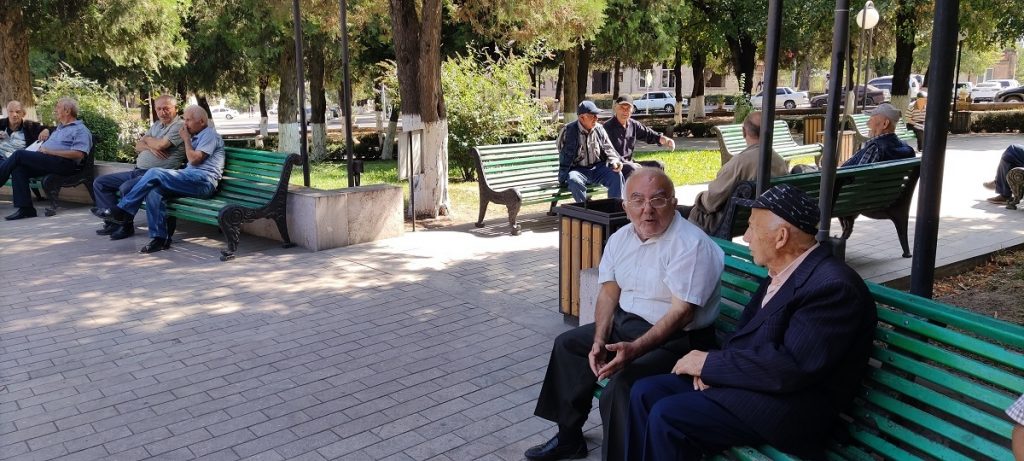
[983,181,996,190]
[986,195,1009,205]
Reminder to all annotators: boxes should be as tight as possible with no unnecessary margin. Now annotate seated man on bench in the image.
[93,105,224,253]
[0,97,92,220]
[603,95,674,179]
[843,103,915,167]
[626,184,877,461]
[525,169,724,461]
[685,111,788,234]
[982,143,1024,205]
[558,101,625,203]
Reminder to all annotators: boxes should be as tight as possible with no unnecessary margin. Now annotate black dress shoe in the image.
[524,435,587,461]
[96,221,120,235]
[5,208,37,220]
[139,237,170,253]
[94,206,132,225]
[109,223,135,240]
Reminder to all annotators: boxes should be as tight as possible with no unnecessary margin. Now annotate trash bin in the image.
[816,130,857,165]
[951,111,971,134]
[803,115,825,146]
[553,199,629,322]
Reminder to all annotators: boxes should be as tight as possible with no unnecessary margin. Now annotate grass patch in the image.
[290,149,726,224]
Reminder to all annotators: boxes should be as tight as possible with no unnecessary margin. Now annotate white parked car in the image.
[632,91,682,113]
[750,87,809,109]
[210,107,240,119]
[868,75,923,99]
[971,81,1004,102]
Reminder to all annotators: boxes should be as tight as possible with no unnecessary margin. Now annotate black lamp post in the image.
[855,1,880,111]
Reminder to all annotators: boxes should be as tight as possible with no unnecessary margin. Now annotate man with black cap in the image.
[603,95,675,179]
[557,100,625,203]
[842,102,915,166]
[625,184,877,461]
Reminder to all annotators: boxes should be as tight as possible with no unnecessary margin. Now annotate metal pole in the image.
[861,29,872,111]
[756,0,784,195]
[818,0,851,244]
[338,0,356,187]
[855,25,866,112]
[951,39,963,124]
[292,0,309,187]
[911,0,959,298]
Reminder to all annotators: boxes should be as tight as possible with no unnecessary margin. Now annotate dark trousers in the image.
[995,144,1024,198]
[0,150,78,209]
[626,374,765,461]
[533,308,714,461]
[93,169,147,215]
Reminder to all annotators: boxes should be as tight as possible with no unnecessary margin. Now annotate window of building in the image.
[639,69,653,88]
[617,71,624,83]
[661,69,676,88]
[707,72,726,88]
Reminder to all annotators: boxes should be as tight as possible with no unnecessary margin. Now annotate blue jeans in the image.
[566,163,624,203]
[93,169,147,214]
[994,144,1024,198]
[626,374,764,461]
[117,168,217,238]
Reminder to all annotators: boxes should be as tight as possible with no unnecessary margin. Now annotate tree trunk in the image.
[891,0,917,101]
[555,64,564,103]
[613,59,621,99]
[673,45,683,124]
[277,43,300,155]
[196,96,212,118]
[382,105,399,160]
[308,40,328,163]
[0,6,34,118]
[689,49,707,121]
[562,46,580,114]
[577,41,591,102]
[258,75,269,138]
[726,34,757,94]
[390,0,450,218]
[176,80,187,114]
[139,87,151,122]
[798,60,812,91]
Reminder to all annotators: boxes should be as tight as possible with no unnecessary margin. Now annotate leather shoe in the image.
[139,237,170,253]
[109,223,135,240]
[5,208,37,220]
[524,435,587,461]
[94,206,132,225]
[987,195,1010,205]
[983,181,996,190]
[96,221,120,235]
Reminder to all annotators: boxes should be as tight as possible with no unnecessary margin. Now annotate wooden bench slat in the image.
[876,305,1021,371]
[878,327,1022,392]
[844,424,921,460]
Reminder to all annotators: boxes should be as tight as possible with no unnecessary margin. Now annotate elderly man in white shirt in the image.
[525,168,725,461]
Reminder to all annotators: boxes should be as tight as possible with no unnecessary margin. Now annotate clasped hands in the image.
[589,341,711,391]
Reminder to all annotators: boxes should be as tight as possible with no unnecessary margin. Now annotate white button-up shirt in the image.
[598,213,724,329]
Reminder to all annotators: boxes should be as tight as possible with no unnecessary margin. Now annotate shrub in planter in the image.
[35,68,140,162]
[970,111,1024,133]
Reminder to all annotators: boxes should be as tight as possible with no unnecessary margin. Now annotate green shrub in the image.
[35,68,140,162]
[442,48,555,181]
[679,122,717,138]
[970,110,1024,133]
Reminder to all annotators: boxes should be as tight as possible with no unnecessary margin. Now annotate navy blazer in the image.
[701,245,876,458]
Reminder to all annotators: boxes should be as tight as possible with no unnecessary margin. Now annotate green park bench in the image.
[596,237,1024,460]
[162,147,300,261]
[713,120,823,167]
[470,141,607,235]
[2,140,97,216]
[844,113,919,149]
[712,157,922,258]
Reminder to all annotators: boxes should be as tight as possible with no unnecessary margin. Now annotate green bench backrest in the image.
[715,120,815,158]
[847,113,917,144]
[216,147,293,208]
[724,158,920,237]
[474,141,561,191]
[709,238,1024,460]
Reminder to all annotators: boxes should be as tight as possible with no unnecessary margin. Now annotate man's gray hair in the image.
[57,97,79,117]
[184,104,209,124]
[742,111,762,139]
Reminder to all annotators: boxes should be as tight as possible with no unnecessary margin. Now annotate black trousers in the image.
[0,150,79,208]
[533,308,715,461]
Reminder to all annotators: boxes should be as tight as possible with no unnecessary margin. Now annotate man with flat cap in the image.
[625,184,877,461]
[843,103,915,167]
[557,100,625,203]
[603,95,675,179]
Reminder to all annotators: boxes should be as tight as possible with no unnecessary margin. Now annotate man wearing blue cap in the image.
[557,101,625,203]
[624,184,877,461]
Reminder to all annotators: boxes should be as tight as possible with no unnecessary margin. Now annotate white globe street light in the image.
[855,1,880,30]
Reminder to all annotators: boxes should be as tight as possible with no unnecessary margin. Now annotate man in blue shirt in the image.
[94,105,225,253]
[0,97,92,220]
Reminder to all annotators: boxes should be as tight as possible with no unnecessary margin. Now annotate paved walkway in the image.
[1,133,1022,460]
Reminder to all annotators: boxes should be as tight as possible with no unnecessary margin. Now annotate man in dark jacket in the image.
[0,100,50,159]
[625,184,877,461]
[603,95,674,179]
[842,103,915,166]
[557,101,624,203]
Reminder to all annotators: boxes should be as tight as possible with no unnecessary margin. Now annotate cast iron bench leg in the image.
[274,214,296,248]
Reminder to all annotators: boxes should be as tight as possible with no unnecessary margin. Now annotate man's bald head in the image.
[625,168,675,199]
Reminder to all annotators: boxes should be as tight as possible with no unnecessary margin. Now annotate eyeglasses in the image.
[626,196,671,209]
